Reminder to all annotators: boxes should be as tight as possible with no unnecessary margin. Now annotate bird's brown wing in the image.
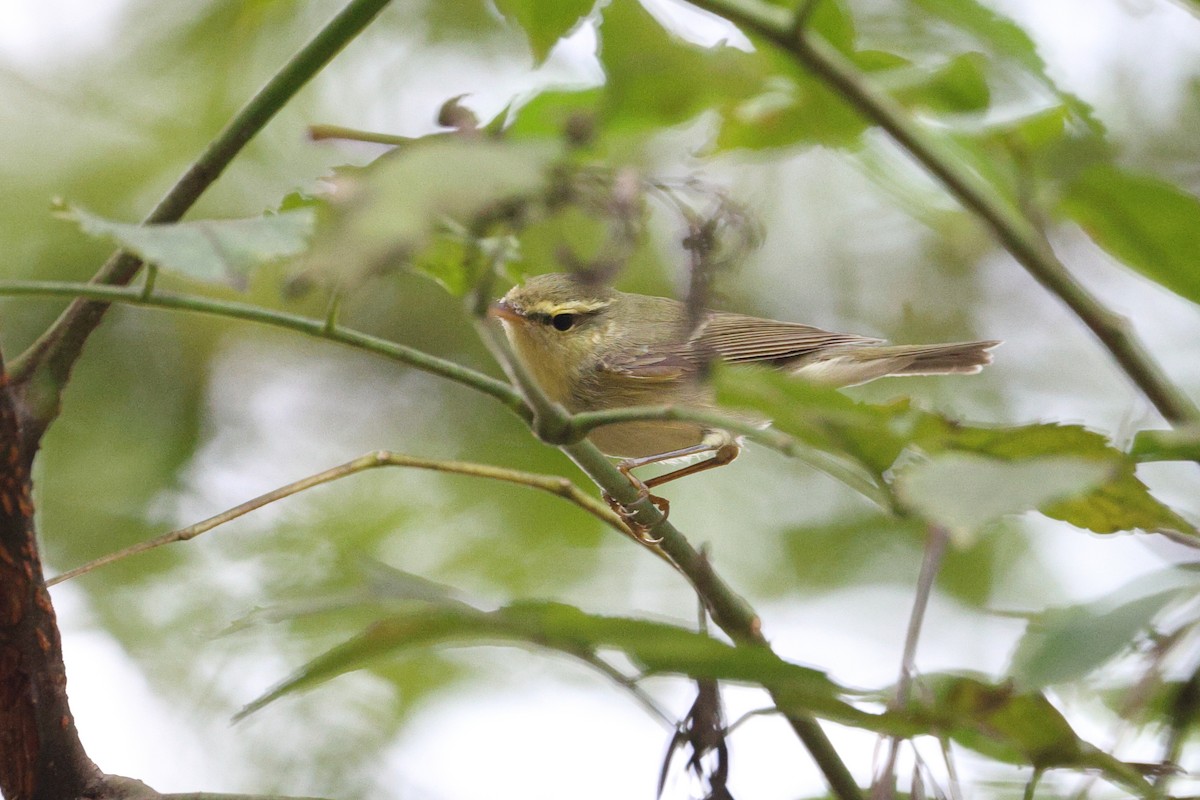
[693,311,880,365]
[597,346,692,381]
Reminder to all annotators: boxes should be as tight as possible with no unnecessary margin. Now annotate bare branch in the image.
[48,451,656,587]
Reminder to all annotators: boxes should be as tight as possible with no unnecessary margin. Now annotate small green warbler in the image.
[491,272,999,499]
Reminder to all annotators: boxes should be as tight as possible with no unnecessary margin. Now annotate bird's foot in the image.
[603,487,670,544]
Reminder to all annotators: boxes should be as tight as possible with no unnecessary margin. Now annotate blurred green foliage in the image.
[3,0,1200,797]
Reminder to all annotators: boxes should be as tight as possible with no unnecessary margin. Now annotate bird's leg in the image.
[641,442,741,490]
[603,442,741,540]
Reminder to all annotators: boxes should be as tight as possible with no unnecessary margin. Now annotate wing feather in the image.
[695,312,880,364]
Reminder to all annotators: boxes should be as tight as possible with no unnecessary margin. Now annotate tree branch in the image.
[681,0,1200,427]
[47,451,658,587]
[0,352,102,799]
[0,281,530,422]
[9,0,396,450]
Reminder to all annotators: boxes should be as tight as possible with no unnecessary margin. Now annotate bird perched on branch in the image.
[491,272,999,510]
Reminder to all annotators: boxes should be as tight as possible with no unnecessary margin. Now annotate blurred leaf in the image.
[1008,589,1189,690]
[804,0,857,55]
[909,0,1100,130]
[596,0,768,131]
[716,367,1198,538]
[909,0,1041,75]
[774,512,1017,607]
[889,52,991,113]
[1131,427,1200,462]
[894,453,1110,539]
[302,138,560,292]
[759,0,857,53]
[912,674,1152,792]
[516,204,614,270]
[775,513,925,592]
[714,367,910,477]
[1061,164,1200,306]
[242,590,1158,793]
[238,597,867,725]
[420,0,508,43]
[61,204,314,288]
[494,0,594,63]
[505,87,604,140]
[1107,677,1200,737]
[920,423,1195,535]
[358,559,472,606]
[715,74,869,150]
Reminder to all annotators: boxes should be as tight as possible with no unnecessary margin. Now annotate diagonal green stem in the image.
[11,0,395,445]
[683,0,1199,427]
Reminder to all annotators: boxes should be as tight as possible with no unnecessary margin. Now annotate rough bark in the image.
[0,362,102,800]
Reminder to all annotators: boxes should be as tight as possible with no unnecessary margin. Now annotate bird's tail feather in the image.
[790,340,1001,386]
[886,340,1002,376]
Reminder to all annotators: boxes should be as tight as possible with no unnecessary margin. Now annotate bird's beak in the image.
[487,299,524,324]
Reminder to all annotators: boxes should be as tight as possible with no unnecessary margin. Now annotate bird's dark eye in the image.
[550,313,578,331]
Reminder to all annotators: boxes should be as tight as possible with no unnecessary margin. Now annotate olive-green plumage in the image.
[493,273,999,466]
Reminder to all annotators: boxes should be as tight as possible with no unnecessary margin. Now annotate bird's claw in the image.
[603,488,670,544]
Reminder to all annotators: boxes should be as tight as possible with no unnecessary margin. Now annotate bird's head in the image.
[488,273,621,399]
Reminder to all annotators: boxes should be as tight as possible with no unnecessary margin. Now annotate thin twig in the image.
[940,736,963,800]
[683,0,1200,427]
[307,123,422,146]
[725,706,781,735]
[871,524,950,800]
[577,653,676,727]
[47,451,654,587]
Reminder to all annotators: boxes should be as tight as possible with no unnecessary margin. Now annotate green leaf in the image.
[912,674,1153,792]
[596,0,768,130]
[61,204,314,288]
[715,367,1198,538]
[762,0,857,54]
[302,138,560,292]
[1009,589,1188,690]
[894,453,1110,539]
[909,0,1043,75]
[715,74,869,150]
[908,0,1100,131]
[1131,427,1200,462]
[805,0,857,54]
[936,423,1198,536]
[494,0,594,63]
[237,579,1159,789]
[775,512,1011,606]
[1061,164,1200,306]
[505,87,604,140]
[714,367,911,478]
[889,52,991,114]
[237,598,869,726]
